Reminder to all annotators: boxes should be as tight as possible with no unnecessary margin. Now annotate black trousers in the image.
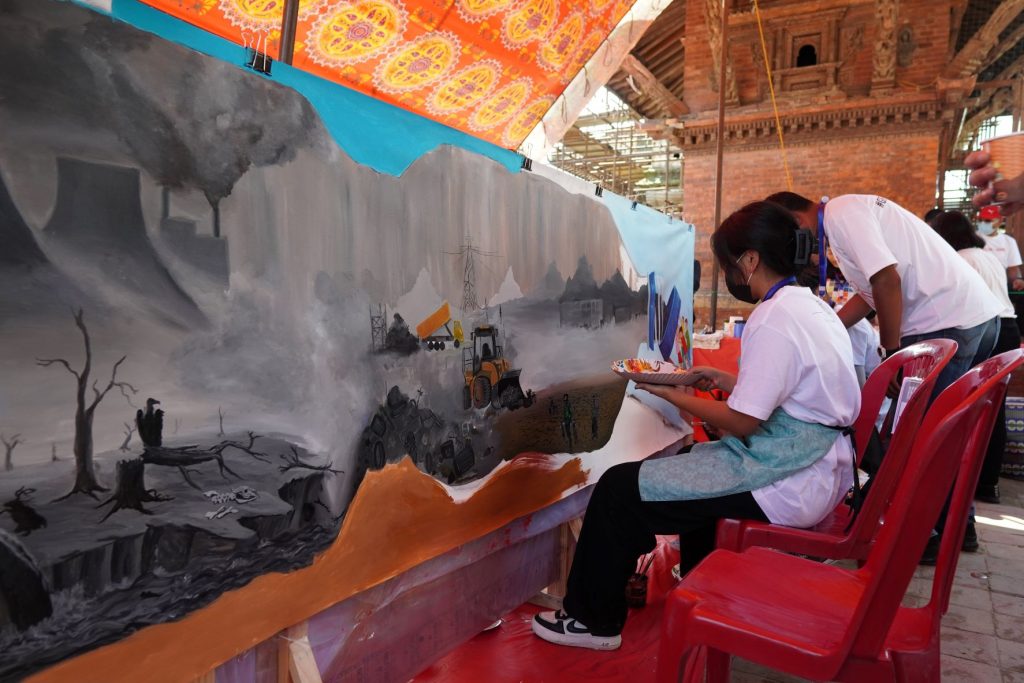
[979,317,1022,489]
[561,461,768,636]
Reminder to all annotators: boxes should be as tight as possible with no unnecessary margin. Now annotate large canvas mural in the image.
[0,1,693,680]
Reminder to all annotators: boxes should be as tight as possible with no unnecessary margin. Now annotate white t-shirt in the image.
[824,195,1003,336]
[983,232,1023,270]
[728,286,860,528]
[848,318,881,378]
[959,247,1015,319]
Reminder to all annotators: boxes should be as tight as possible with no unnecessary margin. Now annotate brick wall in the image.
[675,0,959,327]
[683,0,953,114]
[684,129,941,326]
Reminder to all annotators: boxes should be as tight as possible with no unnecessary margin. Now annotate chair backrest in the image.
[846,349,1024,659]
[926,349,1024,619]
[854,339,956,464]
[845,340,957,550]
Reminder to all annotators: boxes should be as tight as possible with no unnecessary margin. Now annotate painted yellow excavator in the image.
[462,325,533,411]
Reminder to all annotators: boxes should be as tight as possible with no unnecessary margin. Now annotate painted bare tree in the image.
[36,309,136,499]
[1,433,22,471]
[119,422,135,451]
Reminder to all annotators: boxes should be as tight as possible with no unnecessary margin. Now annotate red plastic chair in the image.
[654,349,1020,683]
[839,348,1024,682]
[716,339,957,560]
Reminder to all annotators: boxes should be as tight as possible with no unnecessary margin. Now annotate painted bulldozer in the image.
[462,325,534,411]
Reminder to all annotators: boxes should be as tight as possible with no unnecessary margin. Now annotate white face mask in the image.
[978,221,995,236]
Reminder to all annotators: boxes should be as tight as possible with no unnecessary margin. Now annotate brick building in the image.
[600,0,1024,325]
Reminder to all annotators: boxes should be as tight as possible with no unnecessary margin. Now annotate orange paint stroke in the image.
[27,453,588,683]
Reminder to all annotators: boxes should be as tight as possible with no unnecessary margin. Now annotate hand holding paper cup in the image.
[982,131,1024,182]
[970,132,1024,215]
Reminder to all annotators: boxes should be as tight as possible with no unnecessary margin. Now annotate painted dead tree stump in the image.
[97,458,171,521]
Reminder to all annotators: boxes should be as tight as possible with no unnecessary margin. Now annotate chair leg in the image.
[673,646,728,683]
[656,594,700,683]
[835,652,897,682]
[892,648,940,683]
[679,646,706,683]
[706,648,731,683]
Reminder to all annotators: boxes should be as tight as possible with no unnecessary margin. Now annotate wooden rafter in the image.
[960,88,1015,148]
[947,0,969,62]
[972,51,1024,116]
[944,0,1024,78]
[984,20,1024,74]
[617,54,690,116]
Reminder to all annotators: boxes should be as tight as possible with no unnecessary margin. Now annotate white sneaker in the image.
[531,610,622,650]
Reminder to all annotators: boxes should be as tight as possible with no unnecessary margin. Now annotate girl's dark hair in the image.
[931,210,984,251]
[765,191,815,213]
[713,201,804,277]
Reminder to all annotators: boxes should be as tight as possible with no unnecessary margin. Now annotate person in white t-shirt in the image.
[978,204,1024,292]
[848,315,881,386]
[768,192,1002,560]
[532,201,859,651]
[767,192,1001,394]
[932,210,1019,505]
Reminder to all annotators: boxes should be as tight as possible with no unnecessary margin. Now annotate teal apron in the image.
[638,408,848,502]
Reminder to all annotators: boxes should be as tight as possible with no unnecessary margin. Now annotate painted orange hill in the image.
[28,453,588,683]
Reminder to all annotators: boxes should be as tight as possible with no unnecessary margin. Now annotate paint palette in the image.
[612,359,700,386]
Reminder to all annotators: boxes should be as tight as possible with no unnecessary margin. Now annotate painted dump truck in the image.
[416,301,464,351]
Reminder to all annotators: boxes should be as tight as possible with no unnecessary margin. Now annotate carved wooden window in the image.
[796,43,818,67]
[767,9,846,95]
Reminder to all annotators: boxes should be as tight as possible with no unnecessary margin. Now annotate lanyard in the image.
[763,275,797,302]
[817,202,828,302]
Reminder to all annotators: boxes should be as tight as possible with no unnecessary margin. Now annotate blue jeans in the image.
[900,316,999,534]
[901,316,1000,400]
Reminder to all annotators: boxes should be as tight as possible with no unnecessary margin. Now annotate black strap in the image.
[825,424,862,532]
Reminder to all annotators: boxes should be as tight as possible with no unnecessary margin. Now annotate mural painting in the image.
[0,1,692,680]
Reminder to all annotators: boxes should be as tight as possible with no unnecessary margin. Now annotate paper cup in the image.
[982,131,1024,180]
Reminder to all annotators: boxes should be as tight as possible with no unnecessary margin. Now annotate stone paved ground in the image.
[732,477,1024,683]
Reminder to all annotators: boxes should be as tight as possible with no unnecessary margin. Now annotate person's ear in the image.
[740,250,759,277]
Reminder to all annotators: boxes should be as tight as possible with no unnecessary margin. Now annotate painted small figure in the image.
[561,393,577,450]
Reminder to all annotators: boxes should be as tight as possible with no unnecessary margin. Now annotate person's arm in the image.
[1008,266,1024,291]
[966,150,1024,215]
[869,264,903,352]
[1004,236,1024,290]
[836,293,872,329]
[636,384,762,437]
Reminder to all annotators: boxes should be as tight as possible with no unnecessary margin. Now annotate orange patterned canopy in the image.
[141,0,634,148]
